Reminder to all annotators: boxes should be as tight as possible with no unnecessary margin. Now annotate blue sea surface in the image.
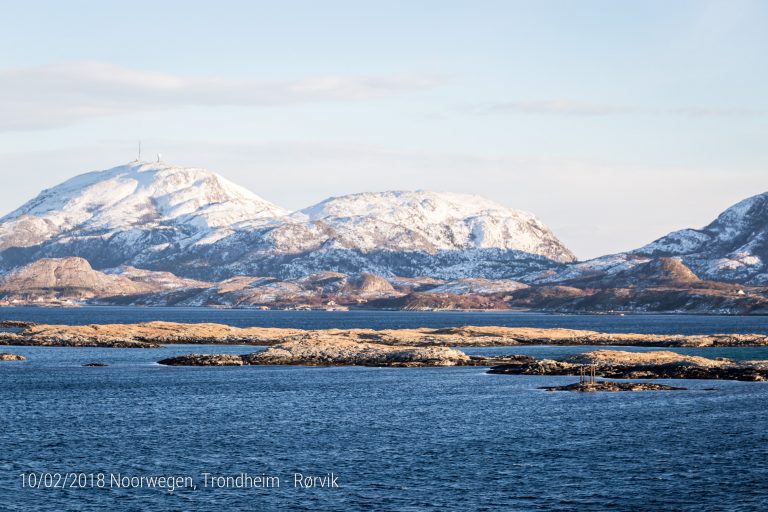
[2,309,768,511]
[2,306,768,334]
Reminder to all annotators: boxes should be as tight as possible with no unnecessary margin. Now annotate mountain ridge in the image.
[0,161,575,280]
[633,191,768,284]
[1,160,767,313]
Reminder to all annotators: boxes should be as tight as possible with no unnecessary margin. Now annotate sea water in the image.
[1,309,767,511]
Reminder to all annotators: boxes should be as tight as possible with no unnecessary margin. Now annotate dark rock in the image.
[488,349,768,382]
[541,381,687,392]
[0,320,37,328]
[466,354,537,366]
[158,354,246,366]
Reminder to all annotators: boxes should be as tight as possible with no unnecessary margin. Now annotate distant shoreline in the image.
[2,320,767,349]
[1,304,767,317]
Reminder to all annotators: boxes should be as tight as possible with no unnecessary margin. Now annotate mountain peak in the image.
[290,189,575,262]
[0,161,289,251]
[711,191,768,234]
[299,190,535,220]
[635,191,768,284]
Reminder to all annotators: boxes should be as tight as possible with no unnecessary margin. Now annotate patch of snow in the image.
[637,229,711,255]
[425,278,528,295]
[533,253,648,284]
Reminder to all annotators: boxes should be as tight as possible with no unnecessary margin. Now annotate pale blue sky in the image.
[0,0,766,258]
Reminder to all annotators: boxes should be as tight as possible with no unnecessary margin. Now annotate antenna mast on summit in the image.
[137,140,142,161]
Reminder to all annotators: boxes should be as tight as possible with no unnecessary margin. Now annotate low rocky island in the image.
[0,352,26,361]
[158,354,246,366]
[159,339,470,367]
[541,381,687,392]
[489,350,768,381]
[2,320,768,348]
[158,343,768,380]
[5,319,768,378]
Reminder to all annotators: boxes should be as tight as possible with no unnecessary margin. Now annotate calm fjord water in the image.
[2,308,768,511]
[2,306,768,333]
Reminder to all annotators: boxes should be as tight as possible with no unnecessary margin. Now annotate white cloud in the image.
[0,62,438,132]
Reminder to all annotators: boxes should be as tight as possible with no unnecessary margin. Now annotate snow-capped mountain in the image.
[0,161,288,254]
[527,190,768,288]
[634,192,768,284]
[191,190,575,280]
[284,191,574,260]
[0,161,574,281]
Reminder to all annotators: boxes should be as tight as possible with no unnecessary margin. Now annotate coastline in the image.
[3,318,768,381]
[4,320,768,348]
[3,303,768,316]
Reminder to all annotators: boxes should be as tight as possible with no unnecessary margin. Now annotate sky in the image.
[0,0,766,259]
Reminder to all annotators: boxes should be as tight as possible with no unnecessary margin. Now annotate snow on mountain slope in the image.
[0,162,575,281]
[634,192,768,284]
[280,191,575,262]
[0,161,288,251]
[533,192,768,287]
[529,253,651,285]
[424,278,528,295]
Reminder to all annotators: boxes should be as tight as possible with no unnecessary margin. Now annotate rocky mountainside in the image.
[513,254,768,314]
[0,161,574,281]
[633,192,768,284]
[0,257,148,300]
[1,254,765,313]
[527,192,768,288]
[553,257,700,289]
[0,257,208,303]
[0,257,527,309]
